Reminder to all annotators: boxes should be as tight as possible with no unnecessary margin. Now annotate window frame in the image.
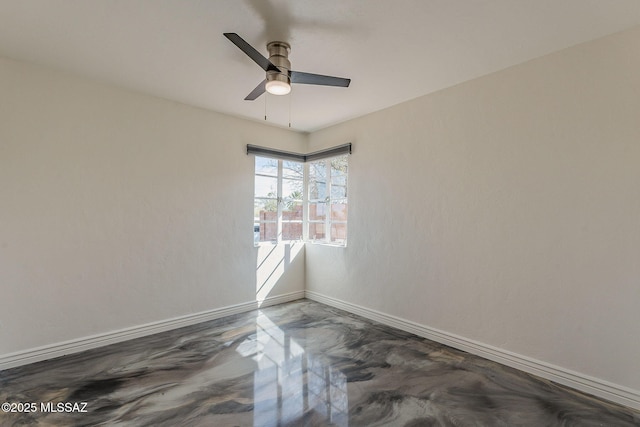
[253,152,348,247]
[280,159,305,242]
[253,157,279,244]
[306,155,348,246]
[254,157,305,245]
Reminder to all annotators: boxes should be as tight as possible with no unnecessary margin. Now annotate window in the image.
[307,155,348,245]
[281,160,304,241]
[253,153,348,246]
[254,157,304,243]
[254,157,279,243]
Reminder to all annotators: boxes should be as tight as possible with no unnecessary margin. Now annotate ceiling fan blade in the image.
[224,33,279,72]
[244,80,267,101]
[289,71,351,87]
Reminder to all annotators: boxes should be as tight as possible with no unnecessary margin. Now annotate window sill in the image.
[254,240,345,248]
[307,241,347,248]
[254,240,305,247]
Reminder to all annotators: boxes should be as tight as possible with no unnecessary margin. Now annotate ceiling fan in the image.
[223,33,351,100]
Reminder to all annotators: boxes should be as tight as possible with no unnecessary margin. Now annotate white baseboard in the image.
[0,290,305,372]
[305,290,640,412]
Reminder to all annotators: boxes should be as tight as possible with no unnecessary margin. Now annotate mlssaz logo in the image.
[40,402,88,413]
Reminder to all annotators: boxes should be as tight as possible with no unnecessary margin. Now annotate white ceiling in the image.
[1,1,640,132]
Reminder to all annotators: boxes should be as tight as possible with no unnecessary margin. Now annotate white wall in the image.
[0,57,306,356]
[307,27,640,395]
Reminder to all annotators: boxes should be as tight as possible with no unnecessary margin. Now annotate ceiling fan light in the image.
[265,80,291,95]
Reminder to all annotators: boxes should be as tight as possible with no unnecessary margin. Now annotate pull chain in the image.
[288,88,292,128]
[264,92,267,121]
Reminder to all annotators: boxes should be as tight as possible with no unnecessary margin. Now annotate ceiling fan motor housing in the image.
[266,41,291,84]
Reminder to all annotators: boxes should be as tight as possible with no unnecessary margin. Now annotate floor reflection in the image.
[249,311,348,427]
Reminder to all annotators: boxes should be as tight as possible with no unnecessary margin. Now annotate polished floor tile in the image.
[1,300,638,426]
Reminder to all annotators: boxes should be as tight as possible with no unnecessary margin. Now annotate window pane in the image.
[309,202,326,221]
[283,161,304,179]
[308,179,326,200]
[255,175,278,198]
[257,222,277,243]
[332,174,347,186]
[283,178,303,200]
[331,184,347,199]
[255,157,278,176]
[331,156,348,176]
[254,199,277,221]
[309,159,328,200]
[309,161,327,180]
[282,222,303,241]
[282,201,303,221]
[331,202,347,221]
[330,223,347,243]
[308,222,325,241]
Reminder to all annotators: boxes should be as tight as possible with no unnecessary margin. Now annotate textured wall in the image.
[306,27,640,392]
[0,57,306,354]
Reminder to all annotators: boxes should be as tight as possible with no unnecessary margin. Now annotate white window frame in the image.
[253,152,348,247]
[254,157,278,244]
[254,157,304,245]
[306,155,348,246]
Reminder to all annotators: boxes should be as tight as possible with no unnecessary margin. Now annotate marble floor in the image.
[1,300,638,427]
